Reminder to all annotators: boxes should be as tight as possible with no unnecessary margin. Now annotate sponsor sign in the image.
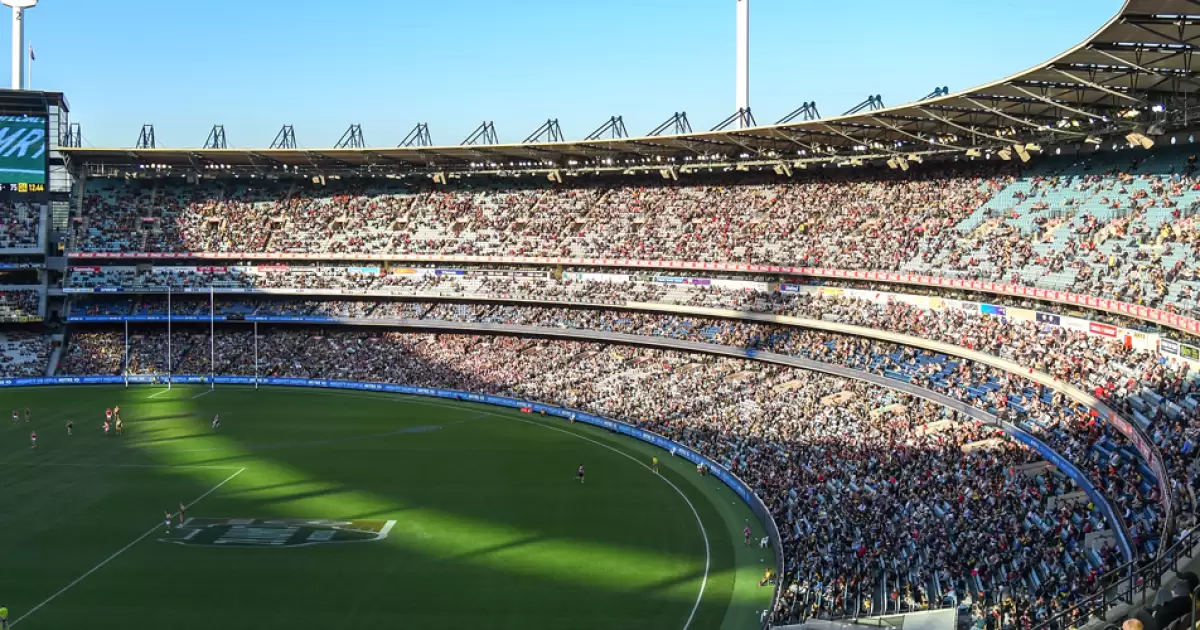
[1089,322,1118,338]
[1161,339,1181,355]
[1036,312,1061,326]
[979,304,1006,317]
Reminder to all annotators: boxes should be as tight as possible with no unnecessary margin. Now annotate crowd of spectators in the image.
[62,262,1185,337]
[0,201,42,249]
[0,331,50,377]
[71,151,1200,313]
[58,327,1120,625]
[66,273,1200,539]
[52,147,1200,629]
[0,288,40,320]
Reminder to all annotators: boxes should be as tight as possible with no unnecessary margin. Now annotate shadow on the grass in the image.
[4,380,742,628]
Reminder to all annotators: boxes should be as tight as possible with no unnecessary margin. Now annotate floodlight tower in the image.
[735,0,750,128]
[1,0,35,91]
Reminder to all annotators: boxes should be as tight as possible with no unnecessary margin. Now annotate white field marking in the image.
[0,461,244,470]
[333,392,710,630]
[11,467,245,627]
[146,388,172,399]
[190,389,214,400]
[485,411,710,630]
[378,520,397,539]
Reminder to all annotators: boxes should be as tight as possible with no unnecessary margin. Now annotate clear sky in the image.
[18,0,1123,148]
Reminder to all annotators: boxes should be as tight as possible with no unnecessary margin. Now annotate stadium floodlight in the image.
[1,0,35,90]
[1126,132,1154,150]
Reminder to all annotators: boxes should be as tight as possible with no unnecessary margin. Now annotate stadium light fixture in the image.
[997,149,1012,161]
[1126,132,1154,149]
[1152,104,1165,113]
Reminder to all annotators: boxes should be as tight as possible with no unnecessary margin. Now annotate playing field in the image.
[0,384,775,630]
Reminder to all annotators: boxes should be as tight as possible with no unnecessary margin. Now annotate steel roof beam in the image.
[962,97,1085,136]
[1006,84,1114,119]
[1052,68,1146,102]
[816,123,894,152]
[866,116,964,149]
[914,107,1011,144]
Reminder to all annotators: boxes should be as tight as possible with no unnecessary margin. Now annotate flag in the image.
[28,45,33,61]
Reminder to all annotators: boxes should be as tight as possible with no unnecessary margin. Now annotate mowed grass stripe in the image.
[0,385,770,629]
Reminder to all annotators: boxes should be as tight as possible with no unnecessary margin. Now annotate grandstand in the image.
[4,0,1200,629]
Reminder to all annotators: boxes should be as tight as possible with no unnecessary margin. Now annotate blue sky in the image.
[20,0,1122,148]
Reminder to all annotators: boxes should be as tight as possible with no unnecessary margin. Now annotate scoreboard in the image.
[0,113,46,197]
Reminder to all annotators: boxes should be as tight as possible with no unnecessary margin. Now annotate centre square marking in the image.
[160,518,397,548]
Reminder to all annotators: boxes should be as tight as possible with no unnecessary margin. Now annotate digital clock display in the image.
[0,181,45,195]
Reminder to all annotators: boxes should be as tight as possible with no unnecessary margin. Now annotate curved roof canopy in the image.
[64,0,1200,175]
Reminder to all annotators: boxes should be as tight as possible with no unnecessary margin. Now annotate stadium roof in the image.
[63,0,1200,175]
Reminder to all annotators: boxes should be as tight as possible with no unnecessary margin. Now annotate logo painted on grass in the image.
[160,518,396,548]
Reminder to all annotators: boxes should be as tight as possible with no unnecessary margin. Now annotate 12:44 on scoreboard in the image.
[160,518,397,548]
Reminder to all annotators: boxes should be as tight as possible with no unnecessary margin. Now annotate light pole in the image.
[1,0,37,91]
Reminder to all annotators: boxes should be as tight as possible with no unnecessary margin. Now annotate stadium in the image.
[3,0,1200,628]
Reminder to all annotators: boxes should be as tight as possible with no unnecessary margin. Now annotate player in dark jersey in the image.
[577,465,585,484]
[178,502,186,526]
[114,417,123,436]
[23,408,30,423]
[66,420,73,436]
[212,414,220,430]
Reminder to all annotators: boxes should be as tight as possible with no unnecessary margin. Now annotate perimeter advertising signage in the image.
[0,114,46,192]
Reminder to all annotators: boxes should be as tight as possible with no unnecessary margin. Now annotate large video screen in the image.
[0,114,46,192]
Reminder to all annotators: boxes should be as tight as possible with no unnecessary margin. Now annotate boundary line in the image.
[11,467,246,627]
[190,390,214,400]
[335,391,711,630]
[504,412,711,630]
[9,384,719,628]
[146,388,171,399]
[0,462,245,470]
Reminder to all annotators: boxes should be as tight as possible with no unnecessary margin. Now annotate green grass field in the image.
[0,385,775,629]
